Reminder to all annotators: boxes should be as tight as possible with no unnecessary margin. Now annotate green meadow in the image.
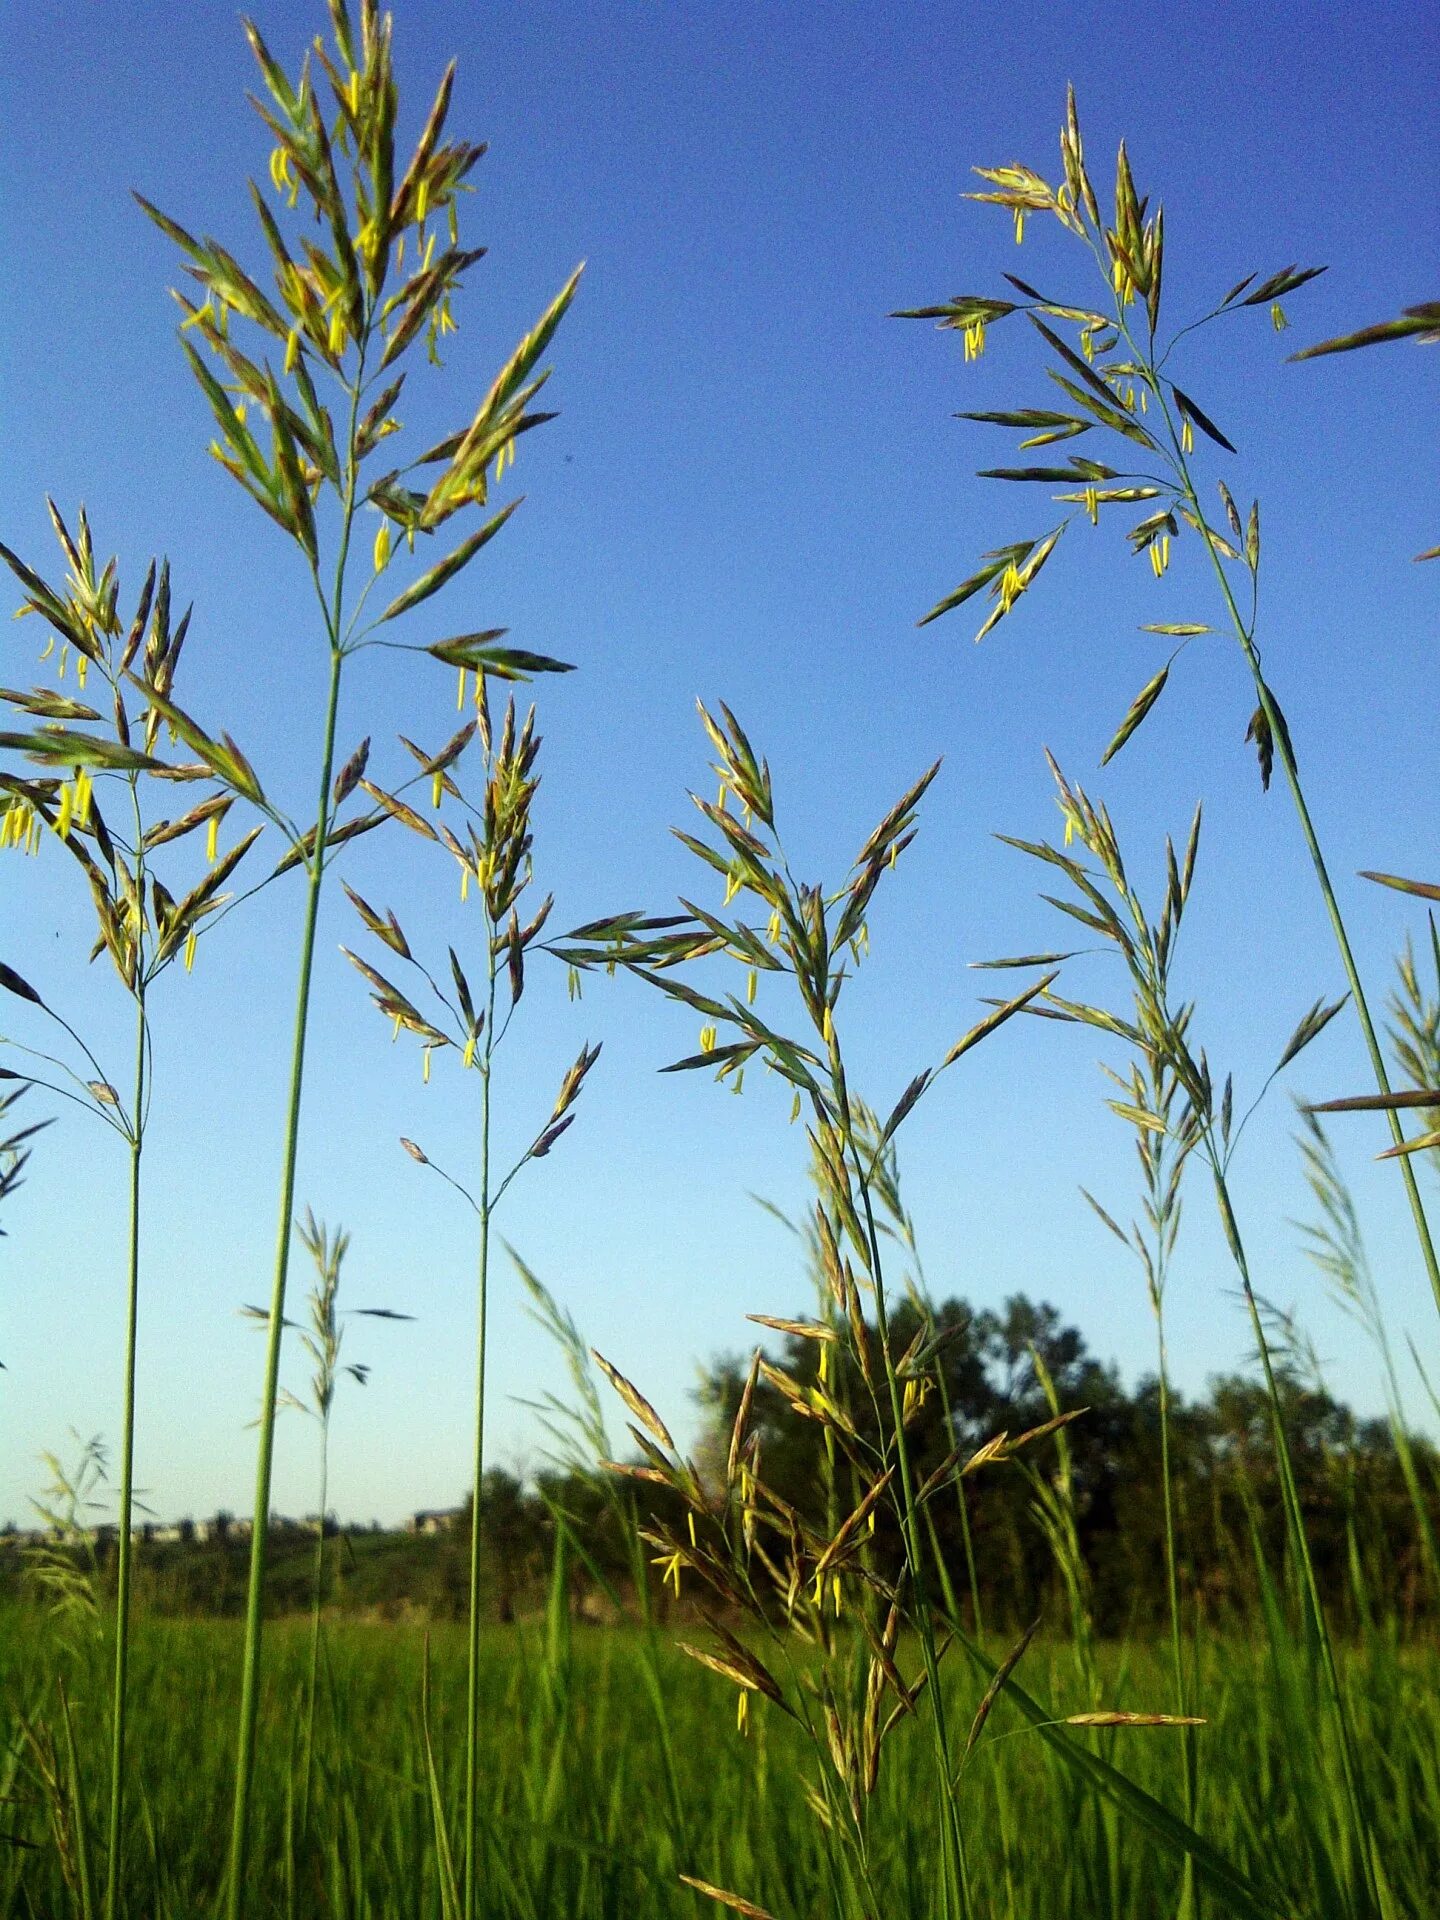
[6,1605,1440,1919]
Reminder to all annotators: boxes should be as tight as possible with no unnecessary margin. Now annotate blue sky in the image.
[2,1,1436,1526]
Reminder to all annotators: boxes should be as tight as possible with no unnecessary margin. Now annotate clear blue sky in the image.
[2,1,1436,1526]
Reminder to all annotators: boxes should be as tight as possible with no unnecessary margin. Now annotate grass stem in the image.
[102,987,147,1920]
[463,956,498,1920]
[224,639,346,1920]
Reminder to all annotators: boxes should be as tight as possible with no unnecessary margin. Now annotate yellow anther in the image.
[652,1549,683,1597]
[373,520,391,574]
[269,146,297,203]
[1,797,33,853]
[184,931,198,973]
[206,813,219,863]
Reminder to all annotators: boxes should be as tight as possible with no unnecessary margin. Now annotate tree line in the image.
[8,1289,1433,1635]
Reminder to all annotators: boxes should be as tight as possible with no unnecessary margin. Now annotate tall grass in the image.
[1,16,1437,1920]
[127,5,579,1905]
[0,523,260,1920]
[342,697,598,1918]
[557,706,1211,1916]
[897,88,1440,1314]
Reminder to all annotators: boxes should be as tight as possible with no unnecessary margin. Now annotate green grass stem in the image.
[102,989,147,1920]
[224,637,347,1920]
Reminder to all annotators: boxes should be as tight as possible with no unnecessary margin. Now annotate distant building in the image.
[408,1508,460,1535]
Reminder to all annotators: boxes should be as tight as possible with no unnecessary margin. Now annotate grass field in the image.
[5,1600,1440,1919]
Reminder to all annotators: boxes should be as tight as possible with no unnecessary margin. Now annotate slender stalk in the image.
[301,1419,330,1824]
[463,951,499,1920]
[908,1252,985,1636]
[1209,1164,1377,1913]
[223,639,345,1920]
[1107,262,1440,1319]
[1142,1063,1196,1910]
[1187,491,1440,1317]
[223,311,368,1912]
[1154,1322,1198,1920]
[848,1148,971,1920]
[102,986,146,1920]
[1074,237,1440,1314]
